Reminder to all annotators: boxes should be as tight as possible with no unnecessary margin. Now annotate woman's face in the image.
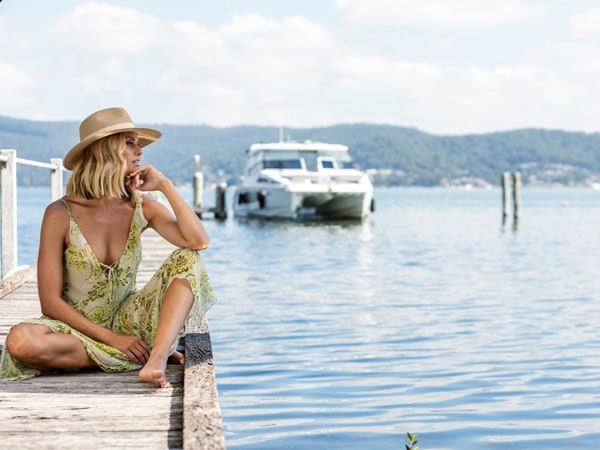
[123,132,142,174]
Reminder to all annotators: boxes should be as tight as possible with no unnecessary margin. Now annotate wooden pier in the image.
[0,230,225,450]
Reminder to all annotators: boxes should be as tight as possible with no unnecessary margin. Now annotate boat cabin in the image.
[244,142,354,178]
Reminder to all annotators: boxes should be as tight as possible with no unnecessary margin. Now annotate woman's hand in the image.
[106,333,151,365]
[126,164,170,193]
[131,163,210,250]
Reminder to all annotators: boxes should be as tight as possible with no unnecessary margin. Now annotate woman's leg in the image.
[138,278,194,388]
[5,324,96,371]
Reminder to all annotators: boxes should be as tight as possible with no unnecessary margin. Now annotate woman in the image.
[0,107,216,388]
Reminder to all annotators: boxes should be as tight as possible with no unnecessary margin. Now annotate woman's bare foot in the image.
[139,356,171,388]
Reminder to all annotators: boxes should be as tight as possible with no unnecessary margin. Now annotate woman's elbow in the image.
[39,301,57,319]
[189,237,209,251]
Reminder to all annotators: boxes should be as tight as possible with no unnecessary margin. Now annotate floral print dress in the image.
[0,193,216,381]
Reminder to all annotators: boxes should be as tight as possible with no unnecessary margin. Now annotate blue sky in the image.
[2,0,600,134]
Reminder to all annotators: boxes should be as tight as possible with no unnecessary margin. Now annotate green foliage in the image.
[2,115,600,187]
[406,432,419,450]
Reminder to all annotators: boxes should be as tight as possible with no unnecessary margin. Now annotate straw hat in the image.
[63,107,161,170]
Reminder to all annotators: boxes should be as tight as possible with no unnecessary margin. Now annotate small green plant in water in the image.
[406,432,419,450]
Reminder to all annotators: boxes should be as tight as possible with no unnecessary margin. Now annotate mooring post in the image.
[214,182,227,220]
[512,171,521,229]
[193,154,203,212]
[501,172,510,227]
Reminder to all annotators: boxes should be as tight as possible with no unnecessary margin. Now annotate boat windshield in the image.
[306,151,353,171]
[264,159,303,169]
[250,148,354,173]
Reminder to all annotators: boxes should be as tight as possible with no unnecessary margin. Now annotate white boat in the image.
[233,141,374,220]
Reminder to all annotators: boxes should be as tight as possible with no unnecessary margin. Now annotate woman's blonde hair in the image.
[66,133,130,199]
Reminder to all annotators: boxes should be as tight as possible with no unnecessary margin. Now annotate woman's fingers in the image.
[124,337,150,364]
[129,165,152,183]
[133,339,150,364]
[128,164,167,191]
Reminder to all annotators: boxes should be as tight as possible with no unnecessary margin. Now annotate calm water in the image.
[11,186,600,449]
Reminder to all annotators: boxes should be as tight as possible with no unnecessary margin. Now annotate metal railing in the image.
[0,149,64,278]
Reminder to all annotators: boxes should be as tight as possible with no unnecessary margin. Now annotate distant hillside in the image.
[2,115,600,187]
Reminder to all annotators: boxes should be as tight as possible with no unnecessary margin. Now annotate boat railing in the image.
[325,172,370,183]
[278,171,366,184]
[0,149,64,278]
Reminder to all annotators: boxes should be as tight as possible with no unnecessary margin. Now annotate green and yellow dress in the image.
[0,193,217,381]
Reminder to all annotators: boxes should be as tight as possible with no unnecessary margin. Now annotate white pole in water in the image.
[193,154,203,211]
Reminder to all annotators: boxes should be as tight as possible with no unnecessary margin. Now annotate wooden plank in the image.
[0,366,184,448]
[0,265,36,298]
[0,230,224,449]
[183,327,226,450]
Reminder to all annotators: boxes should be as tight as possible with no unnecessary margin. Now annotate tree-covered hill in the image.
[2,115,600,187]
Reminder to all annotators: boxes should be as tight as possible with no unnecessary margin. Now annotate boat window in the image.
[238,192,250,204]
[318,157,338,170]
[302,153,318,171]
[264,159,302,169]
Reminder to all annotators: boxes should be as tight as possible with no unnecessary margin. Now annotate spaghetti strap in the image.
[60,198,73,217]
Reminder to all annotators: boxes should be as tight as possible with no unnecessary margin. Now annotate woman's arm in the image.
[37,201,150,364]
[128,164,209,250]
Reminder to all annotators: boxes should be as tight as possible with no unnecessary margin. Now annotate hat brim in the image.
[63,126,161,170]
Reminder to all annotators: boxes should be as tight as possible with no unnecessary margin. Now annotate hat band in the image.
[81,121,137,140]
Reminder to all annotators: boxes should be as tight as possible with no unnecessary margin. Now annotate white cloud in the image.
[336,0,547,29]
[46,6,341,125]
[156,70,247,124]
[76,58,130,96]
[152,13,338,123]
[331,55,442,95]
[168,14,336,91]
[528,42,600,63]
[24,2,600,133]
[570,8,600,39]
[49,2,165,54]
[327,48,600,133]
[0,63,37,108]
[0,18,30,57]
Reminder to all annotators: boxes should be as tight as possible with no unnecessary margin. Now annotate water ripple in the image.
[16,187,600,449]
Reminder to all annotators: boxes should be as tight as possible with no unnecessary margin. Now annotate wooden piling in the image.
[214,183,227,220]
[512,171,521,229]
[501,172,510,227]
[191,154,227,220]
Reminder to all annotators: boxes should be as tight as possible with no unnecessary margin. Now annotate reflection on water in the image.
[14,186,600,449]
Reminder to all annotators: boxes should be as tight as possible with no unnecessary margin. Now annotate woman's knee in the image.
[168,277,193,293]
[5,324,42,360]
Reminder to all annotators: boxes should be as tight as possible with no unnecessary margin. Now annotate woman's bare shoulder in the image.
[43,198,69,222]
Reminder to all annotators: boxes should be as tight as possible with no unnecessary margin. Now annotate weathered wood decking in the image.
[0,231,225,449]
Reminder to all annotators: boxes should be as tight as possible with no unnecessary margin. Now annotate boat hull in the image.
[233,186,373,220]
